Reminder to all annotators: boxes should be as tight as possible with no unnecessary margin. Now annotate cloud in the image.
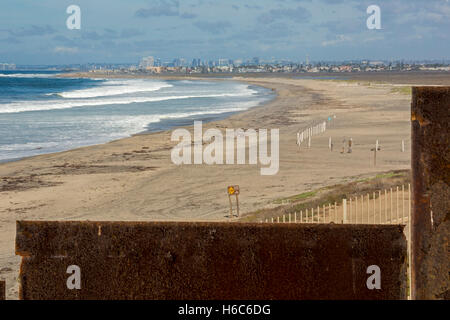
[257,6,311,24]
[321,34,352,46]
[81,31,103,40]
[233,22,295,41]
[193,21,232,34]
[0,37,21,44]
[79,29,145,41]
[244,4,262,10]
[318,19,364,35]
[52,35,76,45]
[180,12,197,19]
[53,46,79,54]
[135,0,179,18]
[121,28,145,37]
[9,25,56,37]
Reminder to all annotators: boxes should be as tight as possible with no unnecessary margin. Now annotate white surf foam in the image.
[0,90,257,114]
[56,80,173,98]
[0,73,55,78]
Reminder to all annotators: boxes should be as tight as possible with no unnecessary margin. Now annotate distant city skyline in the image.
[1,0,449,65]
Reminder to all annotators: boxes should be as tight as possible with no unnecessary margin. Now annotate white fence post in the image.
[384,189,387,224]
[396,186,399,223]
[361,195,364,224]
[379,191,382,224]
[349,198,352,223]
[343,199,347,223]
[402,185,405,223]
[390,188,393,224]
[367,193,370,224]
[334,202,337,222]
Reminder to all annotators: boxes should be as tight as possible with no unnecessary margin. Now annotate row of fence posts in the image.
[297,116,408,161]
[296,118,331,148]
[263,184,411,225]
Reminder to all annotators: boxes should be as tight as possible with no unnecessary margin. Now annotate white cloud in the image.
[54,46,79,54]
[321,34,352,47]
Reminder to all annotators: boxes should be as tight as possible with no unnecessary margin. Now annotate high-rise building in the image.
[0,63,16,70]
[191,58,202,67]
[218,59,228,66]
[139,56,154,69]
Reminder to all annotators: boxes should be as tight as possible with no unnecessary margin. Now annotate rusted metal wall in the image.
[16,221,407,300]
[411,86,450,300]
[0,280,5,300]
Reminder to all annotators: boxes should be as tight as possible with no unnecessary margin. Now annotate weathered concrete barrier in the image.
[0,280,5,300]
[16,221,407,300]
[411,86,450,300]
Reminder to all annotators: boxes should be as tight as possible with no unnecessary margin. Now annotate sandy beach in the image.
[1,74,448,299]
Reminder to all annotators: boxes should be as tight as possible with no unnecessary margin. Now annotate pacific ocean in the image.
[0,71,274,162]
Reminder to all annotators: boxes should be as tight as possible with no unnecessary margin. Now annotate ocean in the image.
[0,71,274,162]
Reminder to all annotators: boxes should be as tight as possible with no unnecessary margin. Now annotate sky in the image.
[0,0,449,65]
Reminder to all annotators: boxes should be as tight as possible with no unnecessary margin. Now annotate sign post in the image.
[227,185,240,218]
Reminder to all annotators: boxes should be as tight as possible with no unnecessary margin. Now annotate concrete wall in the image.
[0,280,5,300]
[16,221,407,300]
[411,86,450,299]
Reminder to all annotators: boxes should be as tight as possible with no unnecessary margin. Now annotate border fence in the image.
[265,184,411,226]
[263,183,412,298]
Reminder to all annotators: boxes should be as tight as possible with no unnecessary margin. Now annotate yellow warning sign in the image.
[227,185,239,195]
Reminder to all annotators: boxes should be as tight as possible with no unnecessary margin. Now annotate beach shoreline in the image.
[0,76,276,165]
[1,73,449,299]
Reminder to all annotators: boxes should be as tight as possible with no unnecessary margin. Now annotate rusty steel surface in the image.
[411,86,450,300]
[16,221,406,300]
[0,280,5,300]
